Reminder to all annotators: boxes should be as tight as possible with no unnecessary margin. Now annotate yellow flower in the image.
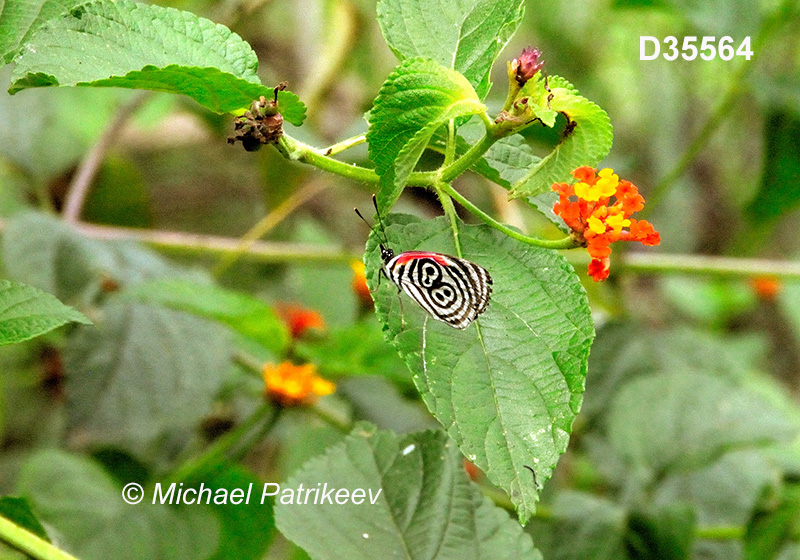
[263,362,335,407]
[605,210,631,235]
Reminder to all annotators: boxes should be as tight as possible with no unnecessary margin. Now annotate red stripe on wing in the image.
[393,251,451,266]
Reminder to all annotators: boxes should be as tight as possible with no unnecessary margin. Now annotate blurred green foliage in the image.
[0,0,799,558]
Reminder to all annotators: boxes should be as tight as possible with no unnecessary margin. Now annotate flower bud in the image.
[512,47,544,87]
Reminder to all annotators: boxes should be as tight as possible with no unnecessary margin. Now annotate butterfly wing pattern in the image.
[385,251,493,329]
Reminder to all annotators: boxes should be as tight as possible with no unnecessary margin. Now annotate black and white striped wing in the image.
[386,253,493,329]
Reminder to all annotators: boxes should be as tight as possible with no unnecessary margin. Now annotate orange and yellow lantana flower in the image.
[553,167,660,281]
[263,362,335,407]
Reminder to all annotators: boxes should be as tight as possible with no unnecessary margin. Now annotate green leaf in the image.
[457,122,565,230]
[9,0,306,117]
[509,75,613,199]
[744,482,800,560]
[2,212,203,305]
[0,0,82,64]
[367,58,485,213]
[746,111,800,225]
[64,301,233,452]
[608,371,798,474]
[530,491,627,560]
[275,425,541,560]
[183,464,275,560]
[625,503,696,560]
[364,214,594,523]
[122,278,289,356]
[0,496,50,542]
[295,320,410,384]
[0,279,91,346]
[376,0,524,99]
[16,450,219,560]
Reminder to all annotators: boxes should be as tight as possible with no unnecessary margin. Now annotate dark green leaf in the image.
[0,496,50,542]
[509,75,613,198]
[184,464,275,560]
[376,0,524,99]
[626,503,696,560]
[9,0,306,117]
[530,491,627,560]
[744,482,800,560]
[275,425,541,560]
[746,111,800,225]
[16,450,218,560]
[367,58,485,213]
[365,214,594,523]
[64,301,233,452]
[0,279,90,346]
[122,278,289,356]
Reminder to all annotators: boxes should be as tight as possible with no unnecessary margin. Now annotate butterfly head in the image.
[379,243,395,265]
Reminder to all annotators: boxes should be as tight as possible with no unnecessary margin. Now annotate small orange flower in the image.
[275,304,325,338]
[263,361,335,407]
[750,276,781,301]
[350,260,373,307]
[553,166,660,281]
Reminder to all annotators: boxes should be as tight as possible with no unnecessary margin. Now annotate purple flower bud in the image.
[512,47,544,86]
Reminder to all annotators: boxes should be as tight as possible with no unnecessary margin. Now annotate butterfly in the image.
[356,197,492,329]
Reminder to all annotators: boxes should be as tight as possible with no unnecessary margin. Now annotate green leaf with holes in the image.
[376,0,524,100]
[8,0,305,120]
[508,75,612,198]
[276,425,541,559]
[0,279,91,346]
[363,214,594,523]
[367,58,485,213]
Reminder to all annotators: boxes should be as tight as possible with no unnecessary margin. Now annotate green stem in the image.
[278,135,379,183]
[439,128,500,183]
[622,253,800,280]
[0,516,79,560]
[435,183,463,257]
[322,134,367,157]
[168,401,278,484]
[444,119,456,167]
[439,183,576,249]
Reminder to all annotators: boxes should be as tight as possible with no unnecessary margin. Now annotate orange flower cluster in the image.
[263,362,335,407]
[553,166,660,281]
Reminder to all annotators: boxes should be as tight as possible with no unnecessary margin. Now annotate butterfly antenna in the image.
[370,195,390,244]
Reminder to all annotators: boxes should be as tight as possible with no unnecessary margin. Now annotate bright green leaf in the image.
[9,0,305,118]
[64,301,233,452]
[377,0,524,99]
[0,279,90,346]
[16,450,219,560]
[0,0,81,63]
[0,496,50,542]
[367,58,485,213]
[122,278,289,356]
[364,214,594,523]
[509,75,613,198]
[275,425,541,560]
